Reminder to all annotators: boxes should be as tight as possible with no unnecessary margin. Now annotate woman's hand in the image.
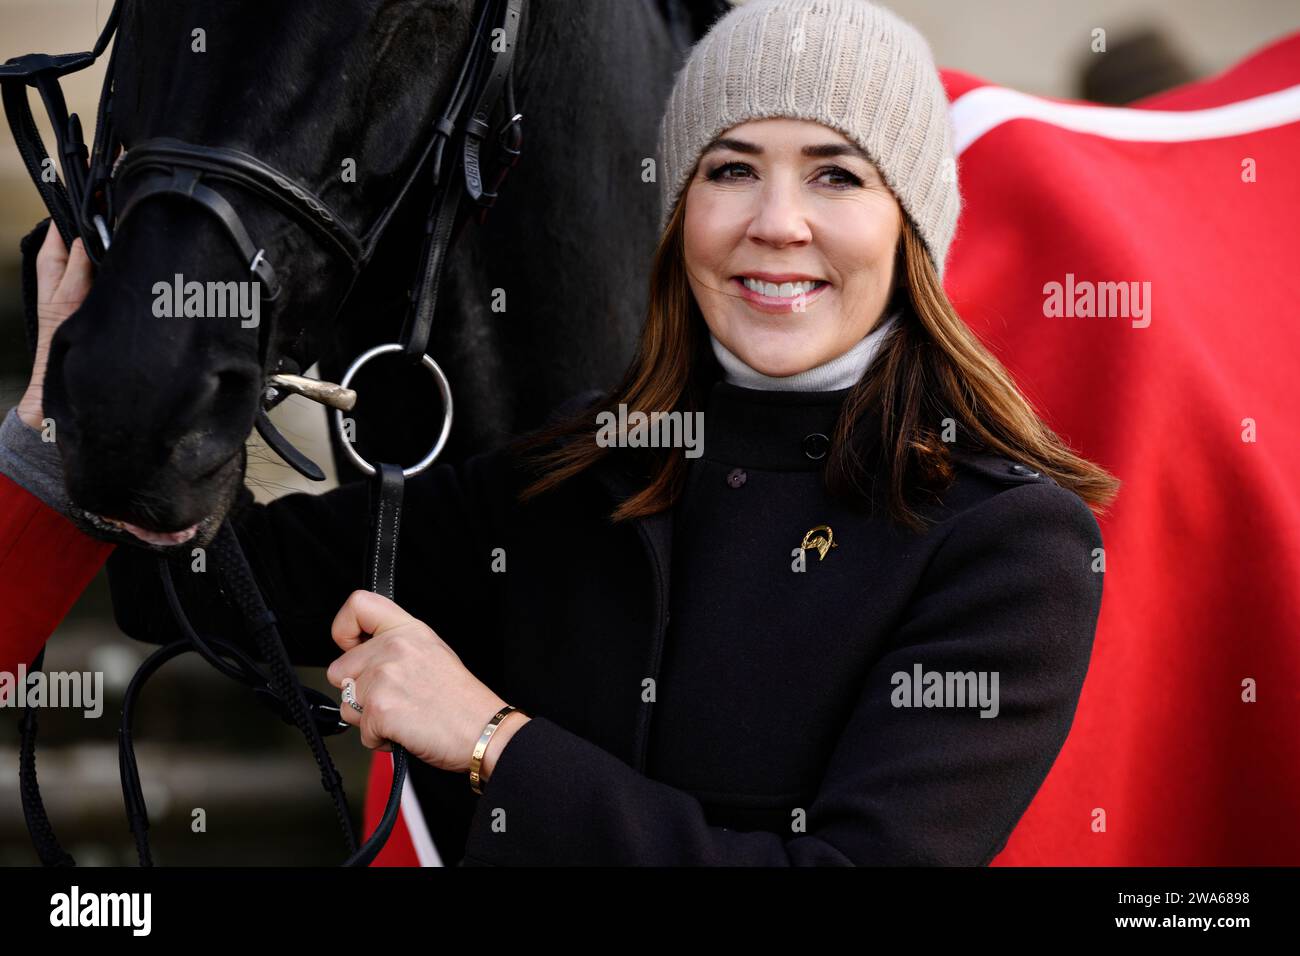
[326,590,530,779]
[17,227,93,430]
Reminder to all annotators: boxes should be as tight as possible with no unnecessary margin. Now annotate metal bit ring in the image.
[331,343,454,479]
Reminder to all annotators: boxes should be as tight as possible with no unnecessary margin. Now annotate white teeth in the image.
[741,277,822,298]
[119,520,200,546]
[91,511,201,546]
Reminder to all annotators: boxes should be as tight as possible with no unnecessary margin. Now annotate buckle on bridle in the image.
[473,111,524,224]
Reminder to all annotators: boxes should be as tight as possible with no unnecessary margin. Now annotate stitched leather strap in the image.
[113,137,365,266]
[0,63,85,247]
[115,165,282,299]
[344,461,409,868]
[366,463,405,600]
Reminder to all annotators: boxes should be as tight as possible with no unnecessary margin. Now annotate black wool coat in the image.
[107,375,1105,866]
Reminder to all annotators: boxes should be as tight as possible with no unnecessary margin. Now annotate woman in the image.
[1,0,1117,865]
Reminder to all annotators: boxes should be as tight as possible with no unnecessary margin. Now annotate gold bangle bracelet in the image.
[469,705,528,795]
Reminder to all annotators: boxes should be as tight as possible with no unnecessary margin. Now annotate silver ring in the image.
[331,343,454,478]
[341,678,364,714]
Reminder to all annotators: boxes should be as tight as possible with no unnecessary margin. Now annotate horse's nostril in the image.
[216,367,256,396]
[204,366,261,414]
[158,366,261,474]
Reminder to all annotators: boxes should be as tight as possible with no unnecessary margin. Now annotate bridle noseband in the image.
[2,0,528,867]
[110,138,368,303]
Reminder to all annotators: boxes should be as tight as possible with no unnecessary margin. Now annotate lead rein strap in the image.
[17,646,76,867]
[115,535,373,868]
[1,79,80,248]
[206,525,358,855]
[367,462,405,601]
[341,462,408,867]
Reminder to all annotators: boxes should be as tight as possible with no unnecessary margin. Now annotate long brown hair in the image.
[509,196,1120,531]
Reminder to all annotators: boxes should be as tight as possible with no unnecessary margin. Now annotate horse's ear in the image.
[656,0,733,43]
[684,0,734,38]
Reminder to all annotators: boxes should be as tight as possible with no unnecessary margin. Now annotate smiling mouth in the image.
[732,276,830,309]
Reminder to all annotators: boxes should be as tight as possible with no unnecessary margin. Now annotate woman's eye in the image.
[705,161,753,181]
[818,165,864,188]
[704,162,864,189]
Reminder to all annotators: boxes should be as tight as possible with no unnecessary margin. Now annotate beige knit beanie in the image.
[657,0,960,279]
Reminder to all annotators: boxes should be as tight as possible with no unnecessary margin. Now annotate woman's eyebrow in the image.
[701,136,874,164]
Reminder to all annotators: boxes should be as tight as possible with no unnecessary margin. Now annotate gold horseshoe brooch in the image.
[799,524,838,561]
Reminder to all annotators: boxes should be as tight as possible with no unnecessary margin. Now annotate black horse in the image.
[31,0,728,551]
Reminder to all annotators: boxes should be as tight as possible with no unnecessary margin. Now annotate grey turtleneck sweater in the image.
[709,310,899,392]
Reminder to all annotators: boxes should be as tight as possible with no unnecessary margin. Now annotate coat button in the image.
[803,432,830,461]
[1010,463,1040,477]
[726,467,747,488]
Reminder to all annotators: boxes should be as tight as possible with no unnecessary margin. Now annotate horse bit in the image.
[1,0,528,866]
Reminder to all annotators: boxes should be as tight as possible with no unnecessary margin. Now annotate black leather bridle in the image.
[2,0,528,866]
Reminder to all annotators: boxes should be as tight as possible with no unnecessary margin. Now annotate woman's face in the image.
[683,118,903,376]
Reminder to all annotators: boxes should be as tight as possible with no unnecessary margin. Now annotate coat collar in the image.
[587,378,859,487]
[586,375,869,500]
[699,380,854,470]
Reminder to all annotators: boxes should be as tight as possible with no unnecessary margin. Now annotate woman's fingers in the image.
[338,678,362,726]
[35,229,93,331]
[329,589,416,653]
[35,225,70,297]
[337,674,393,752]
[327,592,451,756]
[57,237,94,304]
[325,594,407,689]
[20,230,94,428]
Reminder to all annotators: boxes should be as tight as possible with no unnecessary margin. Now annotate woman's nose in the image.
[745,179,812,246]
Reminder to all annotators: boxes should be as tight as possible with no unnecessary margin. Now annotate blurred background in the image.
[1,0,1297,865]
